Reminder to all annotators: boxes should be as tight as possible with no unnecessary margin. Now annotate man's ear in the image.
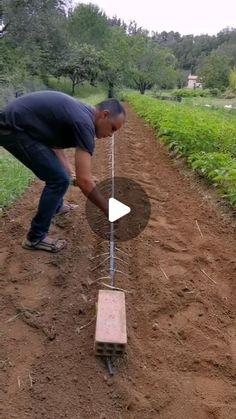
[101,110,110,119]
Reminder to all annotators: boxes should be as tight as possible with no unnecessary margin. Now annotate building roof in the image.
[188,75,198,80]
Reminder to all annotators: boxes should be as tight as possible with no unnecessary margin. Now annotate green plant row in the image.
[125,93,236,205]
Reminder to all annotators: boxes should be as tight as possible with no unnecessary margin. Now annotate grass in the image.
[48,77,107,104]
[79,93,106,105]
[0,150,34,209]
[145,88,236,109]
[48,78,107,104]
[181,96,236,108]
[48,78,106,98]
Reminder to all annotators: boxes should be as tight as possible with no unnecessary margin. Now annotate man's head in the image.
[94,99,126,139]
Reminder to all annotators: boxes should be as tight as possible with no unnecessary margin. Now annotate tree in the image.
[200,53,231,90]
[127,20,149,36]
[107,15,127,31]
[1,0,66,41]
[1,0,68,80]
[229,68,236,92]
[56,44,102,95]
[216,42,236,68]
[127,35,178,94]
[68,3,109,49]
[0,38,28,86]
[100,27,129,97]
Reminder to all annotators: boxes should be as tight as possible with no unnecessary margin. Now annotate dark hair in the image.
[96,99,126,118]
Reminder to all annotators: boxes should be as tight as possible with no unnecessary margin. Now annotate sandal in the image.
[55,203,79,216]
[22,237,67,253]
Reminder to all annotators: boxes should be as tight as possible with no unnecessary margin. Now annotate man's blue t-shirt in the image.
[2,91,96,155]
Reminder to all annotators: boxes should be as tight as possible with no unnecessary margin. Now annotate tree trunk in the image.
[108,82,114,98]
[71,80,76,96]
[41,73,49,86]
[140,84,145,94]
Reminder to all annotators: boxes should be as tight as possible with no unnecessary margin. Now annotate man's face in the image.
[95,110,125,139]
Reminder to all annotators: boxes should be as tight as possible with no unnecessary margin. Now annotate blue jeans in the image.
[0,130,70,242]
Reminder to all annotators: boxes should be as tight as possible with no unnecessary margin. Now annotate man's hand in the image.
[92,175,99,184]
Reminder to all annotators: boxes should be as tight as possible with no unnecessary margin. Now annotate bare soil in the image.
[1,105,236,419]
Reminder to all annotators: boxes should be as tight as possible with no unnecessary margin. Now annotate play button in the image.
[108,198,131,222]
[85,177,151,241]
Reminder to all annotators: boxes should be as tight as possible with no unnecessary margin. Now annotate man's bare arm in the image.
[52,149,75,176]
[74,148,108,217]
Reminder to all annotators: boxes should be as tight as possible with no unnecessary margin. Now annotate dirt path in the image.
[1,105,236,419]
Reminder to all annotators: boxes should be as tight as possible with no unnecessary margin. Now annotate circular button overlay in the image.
[85,177,151,241]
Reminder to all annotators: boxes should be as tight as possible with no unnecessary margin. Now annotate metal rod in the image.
[109,134,116,287]
[106,357,114,376]
[105,134,116,375]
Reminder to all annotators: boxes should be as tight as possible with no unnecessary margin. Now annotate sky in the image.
[73,0,236,36]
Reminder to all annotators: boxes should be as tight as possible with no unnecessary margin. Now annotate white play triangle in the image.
[108,198,131,222]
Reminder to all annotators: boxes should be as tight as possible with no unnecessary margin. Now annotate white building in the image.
[187,75,202,89]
